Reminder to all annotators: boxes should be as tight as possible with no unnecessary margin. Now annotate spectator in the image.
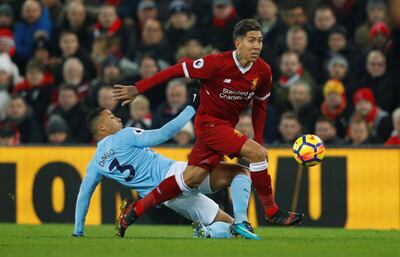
[137,19,172,64]
[0,53,19,120]
[62,57,89,101]
[165,0,198,55]
[0,3,14,29]
[97,86,129,124]
[0,3,16,57]
[328,0,365,37]
[14,0,52,66]
[54,2,93,52]
[325,54,349,84]
[14,58,54,122]
[94,4,133,56]
[325,26,358,72]
[55,31,96,82]
[273,111,302,145]
[346,118,375,145]
[46,114,70,144]
[309,5,337,58]
[368,21,391,52]
[129,55,166,110]
[87,55,124,108]
[52,85,91,143]
[3,95,44,143]
[314,116,344,145]
[320,79,349,138]
[287,79,319,133]
[201,0,239,51]
[255,0,286,54]
[0,123,18,146]
[282,2,308,28]
[385,107,400,146]
[352,87,392,143]
[152,79,188,128]
[173,121,195,147]
[125,95,152,129]
[286,26,319,79]
[354,50,399,113]
[272,51,315,111]
[136,0,158,37]
[90,35,108,74]
[354,0,387,51]
[33,36,51,69]
[42,0,63,24]
[176,38,207,62]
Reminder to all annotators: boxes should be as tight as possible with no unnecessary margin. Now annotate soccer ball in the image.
[292,134,326,167]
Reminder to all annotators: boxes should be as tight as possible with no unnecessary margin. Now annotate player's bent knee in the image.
[183,168,207,188]
[248,145,266,162]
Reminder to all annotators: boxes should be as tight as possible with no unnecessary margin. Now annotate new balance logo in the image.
[223,78,231,83]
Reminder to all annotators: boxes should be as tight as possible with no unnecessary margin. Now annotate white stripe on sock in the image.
[249,160,268,172]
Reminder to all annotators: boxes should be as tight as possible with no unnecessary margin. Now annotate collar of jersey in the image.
[232,50,253,74]
[97,135,111,145]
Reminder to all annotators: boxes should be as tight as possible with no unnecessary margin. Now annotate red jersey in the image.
[181,50,272,126]
[136,50,272,144]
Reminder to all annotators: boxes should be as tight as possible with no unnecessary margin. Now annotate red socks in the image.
[250,169,279,217]
[134,175,182,216]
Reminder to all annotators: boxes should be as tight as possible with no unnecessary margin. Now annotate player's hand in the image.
[112,85,140,106]
[188,88,200,110]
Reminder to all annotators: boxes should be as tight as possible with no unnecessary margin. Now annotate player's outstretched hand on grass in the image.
[112,85,140,106]
[188,88,200,111]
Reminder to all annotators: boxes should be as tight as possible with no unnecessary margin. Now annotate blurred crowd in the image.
[0,0,399,147]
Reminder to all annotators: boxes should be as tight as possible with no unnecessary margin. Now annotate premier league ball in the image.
[292,134,326,167]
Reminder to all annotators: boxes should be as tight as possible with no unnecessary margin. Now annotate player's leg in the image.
[205,163,259,239]
[117,144,211,237]
[207,163,251,224]
[132,140,212,217]
[199,122,303,226]
[240,139,304,225]
[164,192,234,239]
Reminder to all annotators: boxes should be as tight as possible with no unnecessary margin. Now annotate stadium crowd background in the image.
[0,0,399,147]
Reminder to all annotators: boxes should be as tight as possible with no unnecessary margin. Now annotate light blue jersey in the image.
[74,106,196,236]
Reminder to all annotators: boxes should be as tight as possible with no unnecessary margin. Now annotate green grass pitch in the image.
[0,224,399,257]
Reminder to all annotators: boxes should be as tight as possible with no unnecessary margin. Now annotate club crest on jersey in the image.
[193,58,204,69]
[233,129,244,138]
[251,77,259,91]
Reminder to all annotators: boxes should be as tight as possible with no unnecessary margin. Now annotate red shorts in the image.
[188,119,248,172]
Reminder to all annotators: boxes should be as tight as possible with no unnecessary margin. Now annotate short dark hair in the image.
[59,84,78,95]
[316,116,335,127]
[280,111,300,122]
[285,1,305,11]
[233,19,262,40]
[87,107,106,135]
[26,58,45,73]
[60,30,77,38]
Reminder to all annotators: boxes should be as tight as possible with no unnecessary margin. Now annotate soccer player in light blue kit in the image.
[73,95,259,239]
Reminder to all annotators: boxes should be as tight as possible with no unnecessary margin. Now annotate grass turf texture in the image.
[0,224,399,257]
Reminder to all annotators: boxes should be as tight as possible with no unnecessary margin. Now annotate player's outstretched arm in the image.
[130,105,196,147]
[113,64,186,106]
[112,85,140,106]
[73,168,103,237]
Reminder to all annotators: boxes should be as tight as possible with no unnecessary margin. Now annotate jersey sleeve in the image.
[254,64,272,101]
[181,54,219,80]
[73,164,103,236]
[119,106,196,147]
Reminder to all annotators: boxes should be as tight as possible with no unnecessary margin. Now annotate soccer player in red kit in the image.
[113,19,304,237]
